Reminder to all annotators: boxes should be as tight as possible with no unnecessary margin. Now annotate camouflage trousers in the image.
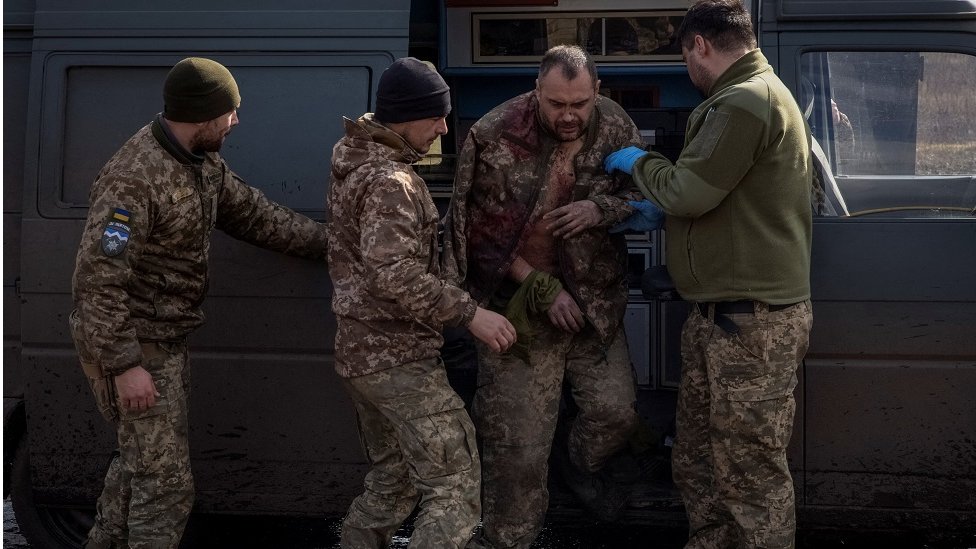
[673,301,812,549]
[86,341,194,549]
[470,322,638,549]
[340,357,481,549]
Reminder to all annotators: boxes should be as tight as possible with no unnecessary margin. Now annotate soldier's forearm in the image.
[508,256,535,283]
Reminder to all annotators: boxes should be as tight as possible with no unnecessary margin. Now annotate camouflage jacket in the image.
[441,92,642,343]
[327,114,477,378]
[72,115,327,375]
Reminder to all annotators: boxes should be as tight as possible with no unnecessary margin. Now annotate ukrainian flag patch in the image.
[112,208,131,223]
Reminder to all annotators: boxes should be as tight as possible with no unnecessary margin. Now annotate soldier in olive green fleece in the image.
[327,57,515,549]
[71,58,327,549]
[605,2,814,548]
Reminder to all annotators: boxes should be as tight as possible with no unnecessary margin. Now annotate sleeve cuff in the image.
[458,296,478,328]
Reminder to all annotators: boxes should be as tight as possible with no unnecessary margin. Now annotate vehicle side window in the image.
[801,51,976,218]
[46,59,372,218]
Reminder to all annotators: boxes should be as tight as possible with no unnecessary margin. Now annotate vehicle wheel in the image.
[11,441,94,549]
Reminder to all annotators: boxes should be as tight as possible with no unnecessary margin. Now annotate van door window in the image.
[801,51,976,218]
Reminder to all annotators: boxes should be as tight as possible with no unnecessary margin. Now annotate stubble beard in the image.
[551,118,587,142]
[191,128,229,154]
[691,63,715,98]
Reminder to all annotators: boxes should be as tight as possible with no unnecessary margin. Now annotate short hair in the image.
[538,45,598,87]
[676,0,757,53]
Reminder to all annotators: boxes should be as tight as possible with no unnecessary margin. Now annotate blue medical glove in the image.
[610,200,665,233]
[604,146,648,175]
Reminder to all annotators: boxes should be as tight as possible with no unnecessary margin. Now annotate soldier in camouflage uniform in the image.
[326,57,516,549]
[605,1,815,547]
[70,57,327,549]
[440,45,650,548]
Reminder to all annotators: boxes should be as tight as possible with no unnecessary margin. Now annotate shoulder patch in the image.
[101,208,132,257]
[685,108,730,160]
[111,208,131,223]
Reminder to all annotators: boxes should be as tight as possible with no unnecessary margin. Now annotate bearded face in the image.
[535,70,599,142]
[191,110,238,153]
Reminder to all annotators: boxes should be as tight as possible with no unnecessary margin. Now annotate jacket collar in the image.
[708,49,772,97]
[343,113,423,164]
[151,114,206,166]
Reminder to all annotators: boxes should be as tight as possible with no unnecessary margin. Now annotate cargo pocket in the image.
[714,321,798,453]
[401,408,476,480]
[118,375,183,474]
[715,320,796,403]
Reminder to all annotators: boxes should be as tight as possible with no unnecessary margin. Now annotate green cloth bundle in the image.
[503,270,563,360]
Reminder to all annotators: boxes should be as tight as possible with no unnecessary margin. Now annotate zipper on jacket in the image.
[192,166,212,247]
[191,165,211,308]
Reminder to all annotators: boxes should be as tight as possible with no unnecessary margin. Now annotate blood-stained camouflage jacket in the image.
[327,114,478,378]
[441,92,643,344]
[72,115,327,375]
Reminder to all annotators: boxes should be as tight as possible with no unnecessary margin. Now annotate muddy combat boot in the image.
[553,444,630,523]
[627,419,671,482]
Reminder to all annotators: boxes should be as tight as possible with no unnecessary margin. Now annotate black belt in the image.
[696,301,799,335]
[696,300,796,316]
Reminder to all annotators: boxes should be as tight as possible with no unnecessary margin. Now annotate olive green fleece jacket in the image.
[633,49,812,304]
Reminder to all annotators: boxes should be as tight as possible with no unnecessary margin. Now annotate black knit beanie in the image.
[375,57,451,124]
[163,57,241,123]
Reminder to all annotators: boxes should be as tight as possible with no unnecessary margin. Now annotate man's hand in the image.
[114,366,159,412]
[547,290,585,333]
[604,146,648,175]
[544,200,601,239]
[469,307,518,353]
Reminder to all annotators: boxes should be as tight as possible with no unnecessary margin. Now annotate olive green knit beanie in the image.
[163,57,241,123]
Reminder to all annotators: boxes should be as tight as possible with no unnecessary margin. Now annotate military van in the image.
[4,0,974,547]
